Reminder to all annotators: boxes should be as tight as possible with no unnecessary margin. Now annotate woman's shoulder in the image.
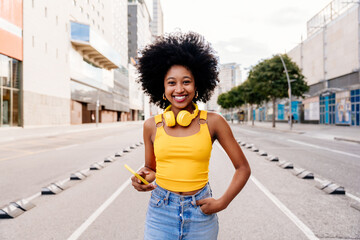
[205,111,228,128]
[206,111,226,122]
[143,116,156,131]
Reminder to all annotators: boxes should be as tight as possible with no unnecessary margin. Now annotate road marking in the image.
[288,139,360,159]
[55,144,79,151]
[250,176,319,240]
[26,192,41,202]
[215,142,318,240]
[67,178,132,240]
[234,127,261,135]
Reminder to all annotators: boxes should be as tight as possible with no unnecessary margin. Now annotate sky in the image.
[145,0,331,77]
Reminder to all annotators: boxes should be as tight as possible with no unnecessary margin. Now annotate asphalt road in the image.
[0,122,359,239]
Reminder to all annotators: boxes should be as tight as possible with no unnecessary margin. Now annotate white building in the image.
[288,0,360,126]
[206,62,242,113]
[128,0,152,120]
[11,0,131,127]
[150,0,164,41]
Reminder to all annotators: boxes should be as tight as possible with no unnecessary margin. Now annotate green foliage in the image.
[217,86,246,109]
[217,54,308,120]
[248,54,309,101]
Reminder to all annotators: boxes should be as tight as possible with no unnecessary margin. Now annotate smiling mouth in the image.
[173,95,187,102]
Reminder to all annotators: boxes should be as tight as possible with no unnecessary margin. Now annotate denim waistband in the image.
[152,182,211,206]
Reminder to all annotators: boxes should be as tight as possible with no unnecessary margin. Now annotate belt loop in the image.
[164,191,170,205]
[191,195,197,207]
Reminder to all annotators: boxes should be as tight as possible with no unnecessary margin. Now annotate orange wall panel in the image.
[0,0,23,27]
[0,28,22,60]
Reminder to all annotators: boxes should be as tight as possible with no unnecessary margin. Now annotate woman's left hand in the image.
[196,198,225,215]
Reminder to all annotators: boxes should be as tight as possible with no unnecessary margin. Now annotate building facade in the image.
[288,0,360,126]
[0,0,23,127]
[1,0,132,127]
[207,62,242,114]
[150,0,163,42]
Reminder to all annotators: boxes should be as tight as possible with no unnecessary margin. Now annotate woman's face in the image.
[164,65,196,111]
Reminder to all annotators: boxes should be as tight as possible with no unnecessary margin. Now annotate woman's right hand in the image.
[131,168,156,192]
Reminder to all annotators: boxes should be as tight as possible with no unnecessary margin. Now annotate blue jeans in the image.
[144,183,219,240]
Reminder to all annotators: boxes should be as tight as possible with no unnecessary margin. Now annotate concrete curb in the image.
[334,137,360,144]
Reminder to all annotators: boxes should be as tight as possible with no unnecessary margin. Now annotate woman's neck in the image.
[171,103,195,117]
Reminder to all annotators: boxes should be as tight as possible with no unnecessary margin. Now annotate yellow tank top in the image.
[153,110,212,192]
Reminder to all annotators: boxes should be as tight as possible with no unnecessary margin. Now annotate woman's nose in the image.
[175,83,184,93]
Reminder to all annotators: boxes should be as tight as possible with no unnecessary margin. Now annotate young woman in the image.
[131,32,251,240]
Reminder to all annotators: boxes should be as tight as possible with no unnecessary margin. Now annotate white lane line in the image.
[233,127,261,135]
[346,193,360,203]
[250,176,318,240]
[56,144,79,151]
[215,142,318,240]
[288,139,360,159]
[25,192,41,202]
[67,178,132,240]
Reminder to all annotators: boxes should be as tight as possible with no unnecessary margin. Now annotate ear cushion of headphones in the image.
[176,110,192,127]
[163,111,176,127]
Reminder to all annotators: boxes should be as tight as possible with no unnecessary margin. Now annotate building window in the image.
[45,42,47,53]
[73,0,77,6]
[320,93,335,124]
[32,0,35,8]
[56,16,58,25]
[80,6,83,13]
[32,36,35,47]
[0,55,22,127]
[351,89,360,126]
[45,7,47,17]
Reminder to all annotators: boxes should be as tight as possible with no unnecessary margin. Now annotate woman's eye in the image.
[168,81,175,85]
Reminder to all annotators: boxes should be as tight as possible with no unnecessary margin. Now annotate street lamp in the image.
[278,54,293,130]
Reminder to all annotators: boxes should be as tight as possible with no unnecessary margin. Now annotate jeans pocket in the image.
[149,194,164,208]
[198,205,212,217]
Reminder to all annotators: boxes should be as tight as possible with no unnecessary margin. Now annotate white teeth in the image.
[174,96,186,100]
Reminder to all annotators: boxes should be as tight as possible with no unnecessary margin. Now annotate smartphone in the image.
[124,164,149,185]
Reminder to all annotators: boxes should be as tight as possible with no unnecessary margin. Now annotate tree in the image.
[217,92,234,122]
[239,78,267,126]
[248,54,309,128]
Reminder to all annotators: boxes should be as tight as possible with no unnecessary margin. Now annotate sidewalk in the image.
[0,121,144,143]
[230,121,360,144]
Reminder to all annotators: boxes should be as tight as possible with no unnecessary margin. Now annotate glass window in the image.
[2,88,11,125]
[12,90,20,126]
[1,56,11,87]
[12,60,21,89]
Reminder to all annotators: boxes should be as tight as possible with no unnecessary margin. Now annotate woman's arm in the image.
[131,118,157,192]
[196,113,251,214]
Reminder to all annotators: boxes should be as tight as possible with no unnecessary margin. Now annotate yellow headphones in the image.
[163,103,199,127]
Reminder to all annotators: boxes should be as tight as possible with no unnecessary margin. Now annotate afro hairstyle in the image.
[136,32,219,109]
